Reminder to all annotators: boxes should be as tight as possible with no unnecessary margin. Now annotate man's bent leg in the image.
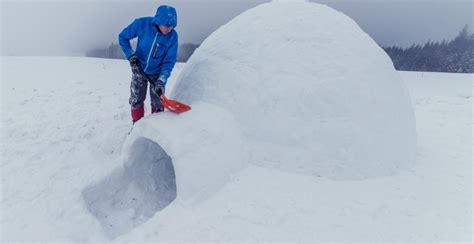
[149,75,165,114]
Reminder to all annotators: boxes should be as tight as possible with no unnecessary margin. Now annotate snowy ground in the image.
[1,57,472,242]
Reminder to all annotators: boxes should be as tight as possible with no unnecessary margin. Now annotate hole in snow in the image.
[82,137,177,239]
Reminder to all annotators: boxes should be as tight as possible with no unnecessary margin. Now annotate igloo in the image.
[171,1,417,180]
[117,0,417,212]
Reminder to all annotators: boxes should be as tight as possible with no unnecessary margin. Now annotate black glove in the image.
[128,54,141,74]
[153,79,165,97]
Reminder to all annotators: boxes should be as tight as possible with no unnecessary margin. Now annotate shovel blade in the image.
[162,95,191,114]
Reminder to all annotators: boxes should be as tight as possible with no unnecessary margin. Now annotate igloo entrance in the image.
[82,137,176,239]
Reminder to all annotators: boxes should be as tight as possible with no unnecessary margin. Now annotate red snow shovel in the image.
[161,95,191,114]
[139,71,191,114]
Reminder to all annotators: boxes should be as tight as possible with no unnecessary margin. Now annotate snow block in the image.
[171,1,417,180]
[82,137,176,239]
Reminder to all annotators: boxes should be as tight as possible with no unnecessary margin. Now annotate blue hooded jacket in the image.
[119,5,178,84]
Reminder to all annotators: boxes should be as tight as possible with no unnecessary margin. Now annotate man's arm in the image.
[118,19,141,59]
[159,34,178,85]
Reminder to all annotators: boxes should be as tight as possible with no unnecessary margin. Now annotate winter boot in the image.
[131,105,145,123]
[151,106,165,114]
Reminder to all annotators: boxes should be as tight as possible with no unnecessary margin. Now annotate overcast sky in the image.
[1,0,472,56]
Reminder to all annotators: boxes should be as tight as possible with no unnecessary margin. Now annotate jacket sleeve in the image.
[118,19,140,59]
[159,34,178,85]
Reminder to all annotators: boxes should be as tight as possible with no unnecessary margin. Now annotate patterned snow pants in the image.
[129,72,164,110]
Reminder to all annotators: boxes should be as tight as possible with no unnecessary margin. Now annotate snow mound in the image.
[172,1,417,179]
[126,102,246,203]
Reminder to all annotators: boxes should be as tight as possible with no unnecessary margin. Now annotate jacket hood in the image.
[153,5,178,28]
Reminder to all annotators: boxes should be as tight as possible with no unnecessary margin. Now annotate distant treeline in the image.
[382,25,473,73]
[85,42,199,62]
[87,26,473,73]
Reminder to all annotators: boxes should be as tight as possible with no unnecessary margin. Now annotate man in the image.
[119,5,178,123]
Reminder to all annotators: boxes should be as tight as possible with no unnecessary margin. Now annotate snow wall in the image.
[171,1,417,179]
[124,0,416,208]
[124,102,246,204]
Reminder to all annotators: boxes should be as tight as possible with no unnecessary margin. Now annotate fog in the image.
[1,0,472,56]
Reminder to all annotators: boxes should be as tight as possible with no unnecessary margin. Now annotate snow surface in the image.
[1,56,472,242]
[172,1,416,180]
[0,1,471,242]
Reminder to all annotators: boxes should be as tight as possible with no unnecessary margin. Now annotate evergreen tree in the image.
[382,25,473,73]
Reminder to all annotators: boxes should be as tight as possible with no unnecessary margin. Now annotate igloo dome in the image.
[171,1,416,179]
